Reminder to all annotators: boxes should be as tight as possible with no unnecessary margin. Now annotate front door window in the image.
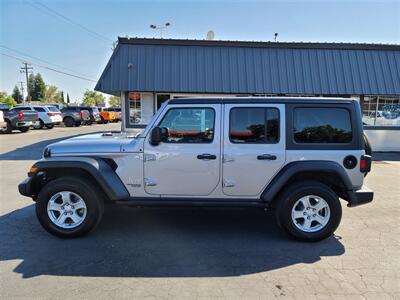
[158,108,215,143]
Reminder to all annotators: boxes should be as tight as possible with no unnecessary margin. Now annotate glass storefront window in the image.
[362,96,400,126]
[128,92,141,125]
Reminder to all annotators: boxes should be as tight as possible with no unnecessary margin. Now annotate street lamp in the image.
[150,22,171,38]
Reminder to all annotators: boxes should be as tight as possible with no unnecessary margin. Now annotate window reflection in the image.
[128,92,141,125]
[362,96,400,126]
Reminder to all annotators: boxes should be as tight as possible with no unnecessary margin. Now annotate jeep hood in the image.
[47,132,140,155]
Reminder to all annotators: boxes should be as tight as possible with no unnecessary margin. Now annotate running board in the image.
[115,198,268,208]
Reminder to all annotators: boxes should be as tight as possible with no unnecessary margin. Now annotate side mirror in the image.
[150,127,168,145]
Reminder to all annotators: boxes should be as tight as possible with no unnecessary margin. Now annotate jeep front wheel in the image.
[276,181,342,242]
[36,177,104,238]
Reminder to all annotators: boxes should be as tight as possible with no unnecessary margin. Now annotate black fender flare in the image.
[260,160,354,203]
[31,157,129,201]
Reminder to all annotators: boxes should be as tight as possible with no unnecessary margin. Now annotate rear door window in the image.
[293,108,352,143]
[230,108,280,143]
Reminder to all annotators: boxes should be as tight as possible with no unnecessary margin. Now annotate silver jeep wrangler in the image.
[19,97,373,241]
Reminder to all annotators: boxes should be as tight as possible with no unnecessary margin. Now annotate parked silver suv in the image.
[19,97,373,241]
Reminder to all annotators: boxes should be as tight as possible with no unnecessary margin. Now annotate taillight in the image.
[360,155,371,173]
[79,111,83,118]
[18,111,23,121]
[47,112,56,116]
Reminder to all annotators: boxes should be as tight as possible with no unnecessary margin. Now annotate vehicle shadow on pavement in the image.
[0,204,345,278]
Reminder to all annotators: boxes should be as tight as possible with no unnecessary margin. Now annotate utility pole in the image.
[17,81,25,102]
[20,62,33,104]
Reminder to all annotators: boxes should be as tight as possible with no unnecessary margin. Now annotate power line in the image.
[27,0,113,44]
[0,45,93,78]
[1,52,97,82]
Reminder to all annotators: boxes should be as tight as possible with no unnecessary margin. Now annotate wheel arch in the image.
[28,157,129,202]
[261,161,354,206]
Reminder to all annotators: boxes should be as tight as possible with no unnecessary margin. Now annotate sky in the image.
[1,0,399,102]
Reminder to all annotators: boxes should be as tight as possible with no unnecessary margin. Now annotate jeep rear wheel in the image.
[276,181,342,242]
[36,177,104,238]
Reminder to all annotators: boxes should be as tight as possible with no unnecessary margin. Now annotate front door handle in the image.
[257,154,277,160]
[197,153,217,160]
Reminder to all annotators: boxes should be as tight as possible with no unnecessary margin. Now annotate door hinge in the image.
[223,179,236,187]
[144,178,157,186]
[144,154,157,162]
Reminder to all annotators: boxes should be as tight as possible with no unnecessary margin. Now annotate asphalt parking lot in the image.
[0,125,399,299]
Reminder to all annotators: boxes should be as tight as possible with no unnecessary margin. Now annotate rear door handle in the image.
[197,153,217,160]
[257,154,277,160]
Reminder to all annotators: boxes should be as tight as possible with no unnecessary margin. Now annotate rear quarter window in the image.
[293,108,352,143]
[47,106,60,112]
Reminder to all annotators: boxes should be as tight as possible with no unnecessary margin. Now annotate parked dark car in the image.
[61,106,90,127]
[1,107,39,133]
[81,106,101,125]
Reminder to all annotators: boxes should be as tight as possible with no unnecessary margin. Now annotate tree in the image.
[27,73,35,101]
[43,85,62,103]
[27,73,46,101]
[32,73,46,101]
[82,90,105,106]
[108,95,121,107]
[11,85,23,103]
[67,93,70,104]
[0,91,17,108]
[61,91,65,103]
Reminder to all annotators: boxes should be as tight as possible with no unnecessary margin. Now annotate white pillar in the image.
[121,92,126,132]
[140,93,155,124]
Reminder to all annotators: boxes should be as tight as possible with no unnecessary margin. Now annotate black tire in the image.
[86,121,93,126]
[19,127,30,133]
[75,121,81,127]
[276,180,342,242]
[3,120,12,134]
[64,117,74,127]
[45,124,54,129]
[36,177,104,238]
[34,119,44,129]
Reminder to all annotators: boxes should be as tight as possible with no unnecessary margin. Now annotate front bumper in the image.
[347,186,374,207]
[18,177,33,198]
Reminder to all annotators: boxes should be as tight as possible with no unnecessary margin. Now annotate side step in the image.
[115,198,268,208]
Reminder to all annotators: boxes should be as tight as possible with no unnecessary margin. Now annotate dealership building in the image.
[95,37,400,151]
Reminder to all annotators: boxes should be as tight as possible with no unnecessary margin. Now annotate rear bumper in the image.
[347,186,374,207]
[16,121,35,127]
